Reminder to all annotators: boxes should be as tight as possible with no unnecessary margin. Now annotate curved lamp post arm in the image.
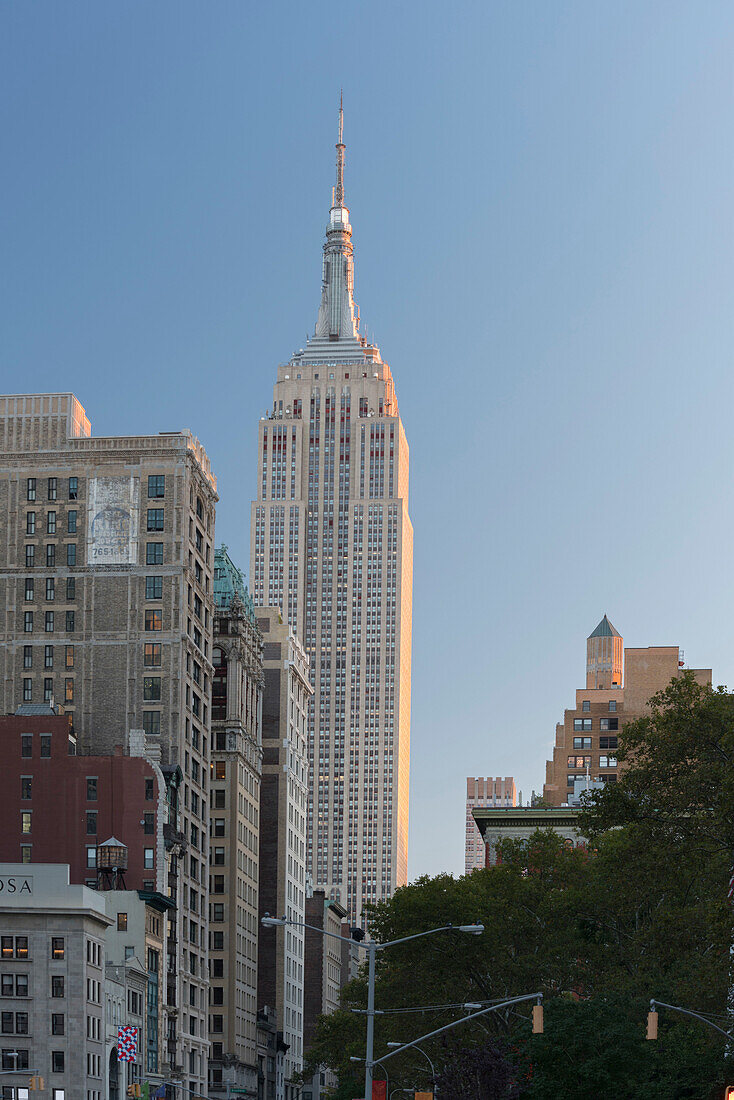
[649,999,732,1041]
[379,923,484,952]
[378,992,544,1065]
[261,914,360,949]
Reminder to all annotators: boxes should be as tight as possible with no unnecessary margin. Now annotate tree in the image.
[305,676,734,1096]
[526,994,724,1099]
[433,1042,520,1099]
[584,672,734,856]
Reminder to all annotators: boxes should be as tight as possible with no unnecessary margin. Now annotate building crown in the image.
[290,98,382,367]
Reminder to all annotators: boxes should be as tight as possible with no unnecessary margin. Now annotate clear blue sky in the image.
[3,1,734,879]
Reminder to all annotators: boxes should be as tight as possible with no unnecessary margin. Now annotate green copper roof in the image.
[588,614,620,639]
[214,545,257,626]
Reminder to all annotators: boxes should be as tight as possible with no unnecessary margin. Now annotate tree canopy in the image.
[305,673,733,1098]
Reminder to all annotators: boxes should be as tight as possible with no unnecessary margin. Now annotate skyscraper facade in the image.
[250,108,413,919]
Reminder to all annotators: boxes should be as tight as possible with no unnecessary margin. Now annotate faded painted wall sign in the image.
[87,476,139,565]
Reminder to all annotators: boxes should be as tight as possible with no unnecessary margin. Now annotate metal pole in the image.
[364,940,376,1100]
[416,1047,436,1097]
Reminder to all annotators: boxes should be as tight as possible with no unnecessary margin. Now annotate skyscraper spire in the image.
[335,90,345,207]
[289,97,382,365]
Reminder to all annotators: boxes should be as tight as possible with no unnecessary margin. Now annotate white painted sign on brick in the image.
[87,476,139,565]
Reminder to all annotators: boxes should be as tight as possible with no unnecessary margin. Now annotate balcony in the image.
[163,822,187,851]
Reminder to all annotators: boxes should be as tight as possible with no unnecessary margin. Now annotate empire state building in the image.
[251,104,413,919]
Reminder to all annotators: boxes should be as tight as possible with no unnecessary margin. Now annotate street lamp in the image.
[262,914,483,1100]
[387,1041,436,1096]
[350,1054,389,1093]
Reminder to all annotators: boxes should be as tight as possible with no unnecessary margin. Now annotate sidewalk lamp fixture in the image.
[387,1041,436,1096]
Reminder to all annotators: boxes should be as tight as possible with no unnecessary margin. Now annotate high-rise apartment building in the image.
[209,547,264,1099]
[250,107,413,919]
[256,608,311,1100]
[543,616,711,806]
[464,777,518,874]
[0,392,217,1094]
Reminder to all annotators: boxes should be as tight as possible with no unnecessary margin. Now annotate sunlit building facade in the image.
[250,107,413,920]
[543,616,712,806]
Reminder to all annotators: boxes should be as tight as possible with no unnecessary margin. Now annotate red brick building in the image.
[0,710,165,889]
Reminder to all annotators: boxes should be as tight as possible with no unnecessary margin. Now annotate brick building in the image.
[0,711,162,890]
[543,616,711,806]
[0,392,218,1094]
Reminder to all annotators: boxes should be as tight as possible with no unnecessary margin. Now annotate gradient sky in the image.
[3,2,734,880]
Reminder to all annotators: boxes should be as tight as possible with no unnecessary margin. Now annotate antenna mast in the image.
[335,90,345,207]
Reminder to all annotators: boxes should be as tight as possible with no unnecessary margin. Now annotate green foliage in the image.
[306,674,734,1097]
[434,1042,519,1099]
[526,995,725,1099]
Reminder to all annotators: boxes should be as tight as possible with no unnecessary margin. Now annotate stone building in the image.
[104,956,147,1098]
[0,392,218,1094]
[464,778,518,874]
[208,547,264,1099]
[104,889,170,1092]
[0,862,111,1100]
[256,609,311,1100]
[471,807,588,866]
[250,105,413,920]
[543,616,711,806]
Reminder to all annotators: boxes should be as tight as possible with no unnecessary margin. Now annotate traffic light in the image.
[646,1009,658,1040]
[532,1004,544,1034]
[350,926,365,942]
[29,1077,45,1091]
[724,1088,734,1098]
[127,1086,142,1098]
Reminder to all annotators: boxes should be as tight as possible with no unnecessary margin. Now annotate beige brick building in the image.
[543,616,711,806]
[250,107,412,921]
[208,547,264,1098]
[0,392,217,1094]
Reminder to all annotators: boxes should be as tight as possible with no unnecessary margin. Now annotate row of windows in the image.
[26,477,78,501]
[25,511,77,534]
[567,755,618,768]
[573,717,618,732]
[1,936,64,961]
[573,735,618,750]
[24,577,76,601]
[22,678,74,704]
[20,734,52,759]
[580,699,617,712]
[23,611,75,633]
[24,544,76,567]
[22,645,74,669]
[26,475,164,501]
